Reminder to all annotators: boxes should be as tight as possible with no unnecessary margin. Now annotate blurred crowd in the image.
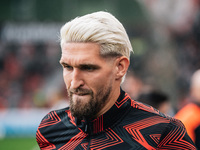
[0,42,68,109]
[0,0,199,114]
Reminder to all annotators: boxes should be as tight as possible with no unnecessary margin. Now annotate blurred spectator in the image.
[0,42,64,108]
[175,69,200,149]
[137,89,171,114]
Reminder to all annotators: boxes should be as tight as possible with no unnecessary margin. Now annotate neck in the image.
[96,87,121,118]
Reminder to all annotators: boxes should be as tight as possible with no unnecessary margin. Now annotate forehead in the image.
[60,42,103,63]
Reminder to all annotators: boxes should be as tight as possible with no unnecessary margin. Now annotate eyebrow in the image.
[59,61,100,69]
[79,64,100,69]
[59,61,67,66]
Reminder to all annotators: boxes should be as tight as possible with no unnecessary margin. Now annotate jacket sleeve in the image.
[157,117,197,150]
[36,111,57,150]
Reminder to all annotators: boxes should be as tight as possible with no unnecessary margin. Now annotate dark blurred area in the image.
[0,0,200,140]
[137,89,170,114]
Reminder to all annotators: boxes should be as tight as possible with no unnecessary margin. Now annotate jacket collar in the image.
[74,89,132,135]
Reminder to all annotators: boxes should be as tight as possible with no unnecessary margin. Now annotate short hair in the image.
[60,11,133,59]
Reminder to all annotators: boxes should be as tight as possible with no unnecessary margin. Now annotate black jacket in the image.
[36,90,196,150]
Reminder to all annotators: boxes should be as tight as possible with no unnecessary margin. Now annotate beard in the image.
[68,84,112,120]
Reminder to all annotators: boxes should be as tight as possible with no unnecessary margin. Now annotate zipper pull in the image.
[85,124,88,132]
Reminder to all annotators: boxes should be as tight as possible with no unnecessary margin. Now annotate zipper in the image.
[84,119,92,150]
[87,134,92,150]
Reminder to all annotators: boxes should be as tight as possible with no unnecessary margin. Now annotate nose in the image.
[70,68,84,89]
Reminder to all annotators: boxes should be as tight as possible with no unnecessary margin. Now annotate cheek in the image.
[63,71,70,88]
[89,70,114,91]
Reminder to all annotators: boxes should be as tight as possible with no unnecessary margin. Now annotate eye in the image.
[82,66,94,71]
[81,65,98,72]
[63,64,73,71]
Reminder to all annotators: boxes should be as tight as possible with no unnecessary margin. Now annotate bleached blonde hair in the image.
[60,11,133,59]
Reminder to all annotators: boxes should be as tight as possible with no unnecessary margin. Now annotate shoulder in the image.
[130,100,196,149]
[36,107,70,141]
[129,100,189,134]
[36,107,74,149]
[130,100,190,131]
[130,99,169,119]
[38,107,70,129]
[124,99,174,134]
[157,117,196,149]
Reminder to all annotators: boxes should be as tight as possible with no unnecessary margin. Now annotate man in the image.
[175,69,200,149]
[36,11,196,150]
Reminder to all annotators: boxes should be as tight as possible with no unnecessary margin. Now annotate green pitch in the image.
[0,137,39,150]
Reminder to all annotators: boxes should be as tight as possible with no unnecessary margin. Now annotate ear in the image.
[115,56,130,80]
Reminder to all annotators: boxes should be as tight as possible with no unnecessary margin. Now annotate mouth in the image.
[69,88,92,97]
[72,93,90,96]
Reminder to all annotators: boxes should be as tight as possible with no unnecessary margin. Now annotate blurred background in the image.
[0,0,200,149]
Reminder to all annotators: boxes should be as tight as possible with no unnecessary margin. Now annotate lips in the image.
[72,92,90,96]
[69,88,93,97]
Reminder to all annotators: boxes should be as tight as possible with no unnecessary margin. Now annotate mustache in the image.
[68,88,93,95]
